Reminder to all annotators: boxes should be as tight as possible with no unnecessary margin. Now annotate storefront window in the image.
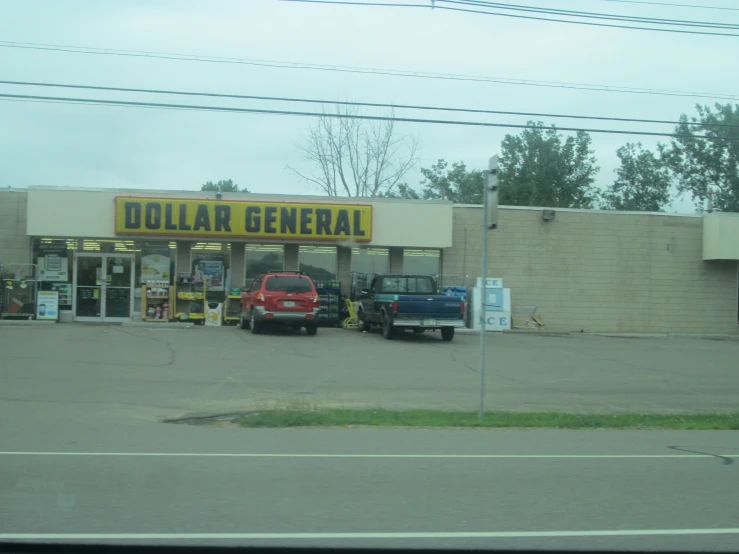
[137,241,176,286]
[299,246,337,281]
[403,249,441,276]
[32,238,76,312]
[245,245,284,280]
[351,247,389,275]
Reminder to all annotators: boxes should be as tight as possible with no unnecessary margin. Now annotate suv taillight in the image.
[256,293,265,302]
[313,295,320,305]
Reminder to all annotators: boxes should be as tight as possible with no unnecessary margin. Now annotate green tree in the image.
[200,179,247,193]
[499,122,600,208]
[602,143,672,212]
[660,103,739,212]
[380,183,420,199]
[419,159,483,203]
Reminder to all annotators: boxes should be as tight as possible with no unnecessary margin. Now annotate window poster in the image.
[193,255,225,291]
[36,291,59,320]
[140,243,172,284]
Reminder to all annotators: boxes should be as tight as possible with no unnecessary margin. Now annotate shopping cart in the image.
[342,298,359,329]
[512,305,544,329]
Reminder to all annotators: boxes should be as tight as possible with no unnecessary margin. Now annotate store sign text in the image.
[114,198,372,241]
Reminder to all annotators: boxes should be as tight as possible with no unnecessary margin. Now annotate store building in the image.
[1,185,737,334]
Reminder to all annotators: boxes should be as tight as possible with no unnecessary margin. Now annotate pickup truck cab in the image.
[357,274,465,341]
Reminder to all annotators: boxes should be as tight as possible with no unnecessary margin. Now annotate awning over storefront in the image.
[703,213,739,260]
[26,187,454,248]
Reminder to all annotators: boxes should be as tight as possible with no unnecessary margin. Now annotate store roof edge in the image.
[25,186,452,205]
[452,203,703,218]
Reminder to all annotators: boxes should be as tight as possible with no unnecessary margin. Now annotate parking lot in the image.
[1,323,737,425]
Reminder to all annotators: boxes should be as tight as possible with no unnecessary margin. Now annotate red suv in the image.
[240,271,320,335]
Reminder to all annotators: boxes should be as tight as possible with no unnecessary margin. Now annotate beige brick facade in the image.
[0,190,31,273]
[444,206,738,334]
[2,188,737,332]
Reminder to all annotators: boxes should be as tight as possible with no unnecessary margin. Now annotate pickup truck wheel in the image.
[441,327,455,341]
[381,314,394,340]
[358,311,372,332]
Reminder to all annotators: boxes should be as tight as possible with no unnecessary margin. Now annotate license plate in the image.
[283,301,295,308]
[422,319,437,326]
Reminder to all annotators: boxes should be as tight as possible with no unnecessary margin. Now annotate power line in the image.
[603,0,739,12]
[283,0,739,36]
[442,0,739,28]
[2,92,736,141]
[1,41,736,102]
[3,79,738,129]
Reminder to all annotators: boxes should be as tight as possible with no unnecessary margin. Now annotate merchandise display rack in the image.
[223,294,242,325]
[314,279,341,327]
[142,282,173,322]
[175,276,207,323]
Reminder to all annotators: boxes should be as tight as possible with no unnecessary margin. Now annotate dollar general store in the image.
[1,185,737,333]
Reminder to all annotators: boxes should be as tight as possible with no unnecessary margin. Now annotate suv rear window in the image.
[264,275,313,293]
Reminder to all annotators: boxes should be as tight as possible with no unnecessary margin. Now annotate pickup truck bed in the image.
[358,275,465,341]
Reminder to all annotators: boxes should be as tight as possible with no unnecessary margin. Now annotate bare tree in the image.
[288,105,418,197]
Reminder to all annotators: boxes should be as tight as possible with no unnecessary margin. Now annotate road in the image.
[1,427,738,550]
[1,323,738,550]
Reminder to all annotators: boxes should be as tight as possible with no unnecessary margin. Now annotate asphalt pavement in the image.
[1,323,738,550]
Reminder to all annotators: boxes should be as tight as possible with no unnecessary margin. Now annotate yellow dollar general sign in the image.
[114,197,372,241]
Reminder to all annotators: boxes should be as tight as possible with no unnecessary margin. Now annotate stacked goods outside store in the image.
[175,273,206,324]
[223,288,242,325]
[314,279,341,326]
[142,281,173,321]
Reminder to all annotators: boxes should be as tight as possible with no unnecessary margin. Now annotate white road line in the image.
[0,451,736,459]
[2,529,739,540]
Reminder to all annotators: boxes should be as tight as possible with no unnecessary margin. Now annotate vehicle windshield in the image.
[264,275,313,293]
[380,277,436,294]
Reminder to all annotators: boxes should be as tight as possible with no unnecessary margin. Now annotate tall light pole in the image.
[479,155,499,419]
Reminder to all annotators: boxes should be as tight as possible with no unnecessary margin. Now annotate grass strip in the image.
[234,409,739,429]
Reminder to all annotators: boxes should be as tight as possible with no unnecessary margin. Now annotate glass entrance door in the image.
[75,255,104,320]
[74,253,134,322]
[105,256,132,320]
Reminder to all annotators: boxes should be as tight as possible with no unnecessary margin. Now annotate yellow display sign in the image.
[114,197,372,241]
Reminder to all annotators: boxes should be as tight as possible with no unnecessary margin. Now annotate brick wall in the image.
[444,206,738,334]
[0,190,31,275]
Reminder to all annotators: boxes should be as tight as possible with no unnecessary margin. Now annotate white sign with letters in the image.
[476,277,503,289]
[485,311,511,332]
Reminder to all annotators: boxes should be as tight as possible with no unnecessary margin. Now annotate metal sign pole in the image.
[479,155,499,419]
[479,171,489,419]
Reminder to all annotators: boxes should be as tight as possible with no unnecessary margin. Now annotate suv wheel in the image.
[305,324,318,336]
[381,314,394,340]
[250,313,262,335]
[239,313,250,330]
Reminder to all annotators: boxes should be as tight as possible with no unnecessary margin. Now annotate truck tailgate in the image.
[396,296,463,318]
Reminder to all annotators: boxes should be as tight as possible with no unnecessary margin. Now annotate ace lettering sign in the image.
[114,198,372,241]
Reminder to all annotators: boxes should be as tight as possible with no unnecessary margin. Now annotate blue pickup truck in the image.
[357,275,465,341]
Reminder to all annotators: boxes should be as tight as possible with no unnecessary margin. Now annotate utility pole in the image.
[479,155,499,419]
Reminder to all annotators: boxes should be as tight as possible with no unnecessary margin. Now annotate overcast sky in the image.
[1,0,737,212]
